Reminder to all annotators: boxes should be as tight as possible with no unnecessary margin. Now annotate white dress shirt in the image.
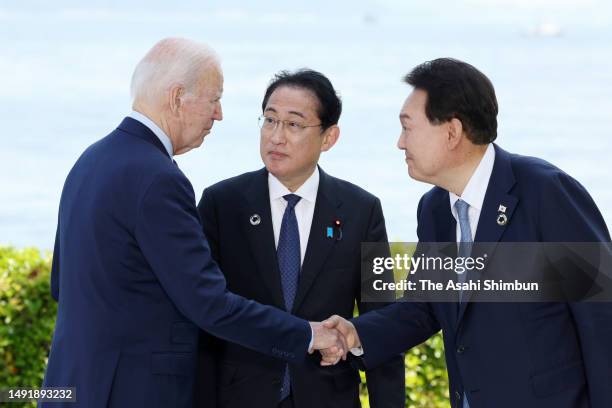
[268,167,319,265]
[449,144,496,241]
[128,110,174,159]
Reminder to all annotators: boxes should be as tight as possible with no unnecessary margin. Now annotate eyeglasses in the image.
[258,115,322,134]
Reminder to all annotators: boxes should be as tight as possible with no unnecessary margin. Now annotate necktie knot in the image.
[453,199,473,245]
[454,199,470,221]
[283,194,301,210]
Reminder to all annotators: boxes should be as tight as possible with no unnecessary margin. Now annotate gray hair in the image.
[130,37,220,102]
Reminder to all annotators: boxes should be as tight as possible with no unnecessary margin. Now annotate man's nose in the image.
[214,103,223,121]
[397,133,406,150]
[269,123,287,144]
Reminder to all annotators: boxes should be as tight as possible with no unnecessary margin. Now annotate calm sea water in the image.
[1,0,611,250]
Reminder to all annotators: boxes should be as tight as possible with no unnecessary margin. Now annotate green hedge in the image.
[0,246,448,407]
[1,246,56,407]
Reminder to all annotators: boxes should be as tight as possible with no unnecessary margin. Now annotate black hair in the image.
[404,58,498,144]
[262,69,342,130]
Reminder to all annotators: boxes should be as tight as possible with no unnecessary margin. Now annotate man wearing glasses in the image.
[193,69,405,408]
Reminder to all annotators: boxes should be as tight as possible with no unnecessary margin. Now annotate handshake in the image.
[308,315,361,366]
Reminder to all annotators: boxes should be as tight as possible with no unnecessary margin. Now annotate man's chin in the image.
[264,162,287,178]
[407,167,421,181]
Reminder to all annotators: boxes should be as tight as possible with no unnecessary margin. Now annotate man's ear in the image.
[447,118,464,150]
[169,84,185,115]
[321,125,340,152]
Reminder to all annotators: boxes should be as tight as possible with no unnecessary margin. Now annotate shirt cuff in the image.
[350,346,364,356]
[308,325,314,353]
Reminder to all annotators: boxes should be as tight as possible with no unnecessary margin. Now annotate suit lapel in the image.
[292,168,343,313]
[241,169,286,310]
[457,144,519,324]
[473,146,519,244]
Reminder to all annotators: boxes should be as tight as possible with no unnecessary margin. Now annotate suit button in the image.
[457,345,465,354]
[455,391,461,401]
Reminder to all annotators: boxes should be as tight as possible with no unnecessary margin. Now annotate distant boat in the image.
[529,21,563,37]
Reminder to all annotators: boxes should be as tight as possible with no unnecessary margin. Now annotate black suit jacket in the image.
[193,167,405,408]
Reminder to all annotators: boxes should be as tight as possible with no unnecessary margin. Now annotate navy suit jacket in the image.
[41,118,311,408]
[353,144,612,408]
[193,168,405,408]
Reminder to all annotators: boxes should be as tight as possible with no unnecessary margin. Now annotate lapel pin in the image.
[326,219,343,240]
[496,213,508,226]
[249,214,261,226]
[497,203,508,226]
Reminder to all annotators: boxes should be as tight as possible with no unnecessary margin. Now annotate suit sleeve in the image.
[352,195,440,370]
[194,188,221,407]
[197,188,220,260]
[358,197,406,408]
[134,170,311,364]
[540,171,612,408]
[50,220,60,302]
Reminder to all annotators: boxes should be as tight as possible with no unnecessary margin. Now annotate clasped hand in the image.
[309,315,361,366]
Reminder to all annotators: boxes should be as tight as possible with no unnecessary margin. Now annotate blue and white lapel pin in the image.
[496,204,508,226]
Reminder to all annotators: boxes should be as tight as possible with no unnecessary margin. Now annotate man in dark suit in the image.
[323,58,612,407]
[194,69,405,408]
[41,38,347,408]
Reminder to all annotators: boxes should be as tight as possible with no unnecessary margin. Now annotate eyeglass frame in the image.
[258,115,323,134]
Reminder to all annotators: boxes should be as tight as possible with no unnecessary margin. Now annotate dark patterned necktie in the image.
[277,193,301,401]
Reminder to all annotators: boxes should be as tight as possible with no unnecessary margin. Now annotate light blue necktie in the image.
[454,199,473,301]
[454,199,472,408]
[277,194,301,401]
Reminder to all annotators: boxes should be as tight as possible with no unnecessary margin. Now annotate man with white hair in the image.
[40,38,346,408]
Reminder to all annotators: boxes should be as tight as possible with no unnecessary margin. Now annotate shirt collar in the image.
[128,110,174,159]
[268,167,320,203]
[449,143,496,211]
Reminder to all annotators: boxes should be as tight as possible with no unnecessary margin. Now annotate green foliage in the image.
[1,246,56,407]
[403,332,449,407]
[358,334,449,408]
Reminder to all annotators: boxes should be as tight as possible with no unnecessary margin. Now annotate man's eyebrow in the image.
[263,108,306,119]
[399,113,411,120]
[287,110,305,119]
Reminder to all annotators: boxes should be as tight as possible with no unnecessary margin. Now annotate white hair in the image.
[130,37,220,102]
